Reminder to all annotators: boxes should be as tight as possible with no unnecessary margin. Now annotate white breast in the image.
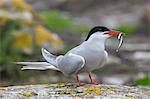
[92,50,108,71]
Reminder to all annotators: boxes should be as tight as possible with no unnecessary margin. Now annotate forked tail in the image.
[16,48,60,71]
[15,62,59,71]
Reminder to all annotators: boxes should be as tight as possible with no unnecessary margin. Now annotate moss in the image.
[106,86,116,92]
[47,83,102,96]
[26,87,32,90]
[125,95,134,99]
[56,90,82,95]
[57,82,66,87]
[83,85,102,96]
[45,83,66,89]
[46,83,78,88]
[19,92,38,97]
[65,83,78,88]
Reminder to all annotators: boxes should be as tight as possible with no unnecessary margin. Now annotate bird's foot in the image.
[78,83,85,86]
[90,82,98,85]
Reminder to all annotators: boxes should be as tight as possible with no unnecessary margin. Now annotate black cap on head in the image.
[85,26,110,41]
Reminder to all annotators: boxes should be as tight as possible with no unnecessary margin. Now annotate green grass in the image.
[135,75,150,86]
[114,23,136,37]
[41,10,73,32]
[40,10,89,34]
[0,20,23,80]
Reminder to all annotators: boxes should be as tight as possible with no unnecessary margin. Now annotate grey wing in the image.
[57,53,85,75]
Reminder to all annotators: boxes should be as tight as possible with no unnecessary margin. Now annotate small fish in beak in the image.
[116,33,124,52]
[105,30,125,52]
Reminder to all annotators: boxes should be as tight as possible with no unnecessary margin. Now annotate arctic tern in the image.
[16,26,124,86]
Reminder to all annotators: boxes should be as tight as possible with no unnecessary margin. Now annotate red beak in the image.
[105,30,124,37]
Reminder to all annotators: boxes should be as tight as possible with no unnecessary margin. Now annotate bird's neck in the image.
[86,36,107,50]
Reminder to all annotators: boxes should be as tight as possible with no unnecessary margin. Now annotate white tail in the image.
[15,62,59,71]
[41,48,58,66]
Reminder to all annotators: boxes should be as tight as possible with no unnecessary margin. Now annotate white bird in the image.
[16,26,124,86]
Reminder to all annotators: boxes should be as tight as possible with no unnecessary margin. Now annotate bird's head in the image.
[85,26,124,52]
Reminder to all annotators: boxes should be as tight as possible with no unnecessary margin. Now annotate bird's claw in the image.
[90,82,98,85]
[78,83,85,86]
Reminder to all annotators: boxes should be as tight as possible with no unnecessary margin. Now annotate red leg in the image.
[88,72,98,85]
[76,74,85,86]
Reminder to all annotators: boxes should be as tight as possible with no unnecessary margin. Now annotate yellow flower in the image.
[0,17,8,26]
[34,25,63,46]
[13,32,32,49]
[12,0,32,11]
[34,25,52,45]
[0,11,10,26]
[13,26,63,52]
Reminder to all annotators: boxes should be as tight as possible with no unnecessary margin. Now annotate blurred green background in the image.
[0,0,150,86]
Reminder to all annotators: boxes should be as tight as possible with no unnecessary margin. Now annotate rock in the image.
[0,84,149,99]
[125,51,150,72]
[132,51,150,61]
[122,43,150,51]
[134,8,150,38]
[102,74,133,85]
